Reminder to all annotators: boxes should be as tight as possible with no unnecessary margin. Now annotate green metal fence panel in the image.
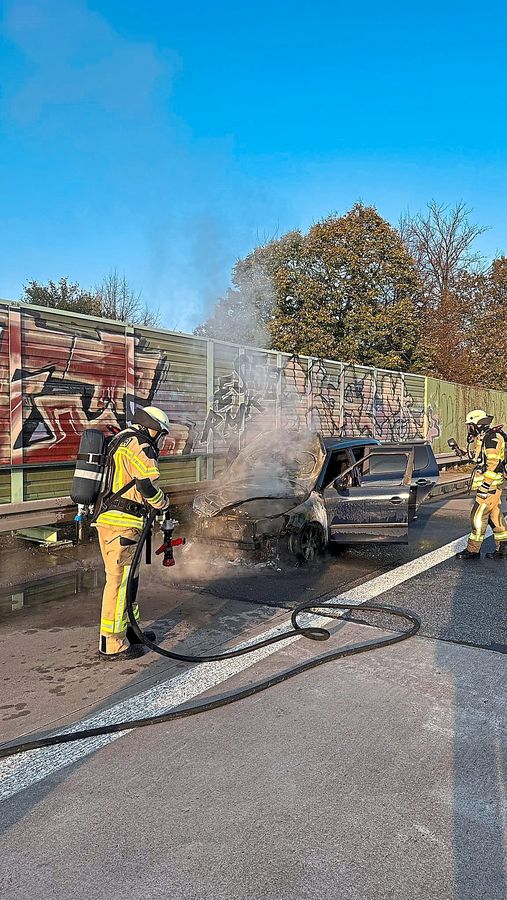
[307,358,342,434]
[401,373,426,440]
[24,465,74,501]
[427,377,507,454]
[0,470,10,504]
[280,352,309,430]
[342,364,376,436]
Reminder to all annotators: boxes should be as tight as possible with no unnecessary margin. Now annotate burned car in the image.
[193,430,439,561]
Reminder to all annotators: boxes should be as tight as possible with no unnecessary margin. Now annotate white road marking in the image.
[0,531,469,801]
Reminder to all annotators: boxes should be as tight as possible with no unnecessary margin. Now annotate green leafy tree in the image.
[466,257,507,389]
[22,272,159,326]
[23,277,101,316]
[197,204,423,370]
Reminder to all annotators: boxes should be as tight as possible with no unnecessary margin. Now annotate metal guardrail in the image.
[435,452,468,468]
[0,483,208,534]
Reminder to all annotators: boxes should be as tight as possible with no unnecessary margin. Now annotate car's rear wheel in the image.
[289,522,326,563]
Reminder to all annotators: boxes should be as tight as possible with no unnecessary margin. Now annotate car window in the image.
[322,450,350,489]
[413,444,431,472]
[361,451,410,484]
[352,446,367,463]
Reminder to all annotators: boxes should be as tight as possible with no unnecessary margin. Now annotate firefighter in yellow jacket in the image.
[456,409,507,560]
[94,406,172,659]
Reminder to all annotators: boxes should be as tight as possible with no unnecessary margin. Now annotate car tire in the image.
[289,522,326,563]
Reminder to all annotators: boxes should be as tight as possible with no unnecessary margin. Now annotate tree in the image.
[399,201,487,300]
[466,257,507,389]
[22,272,159,326]
[194,287,271,346]
[195,230,302,347]
[399,202,488,379]
[197,204,424,370]
[95,271,160,327]
[23,277,101,316]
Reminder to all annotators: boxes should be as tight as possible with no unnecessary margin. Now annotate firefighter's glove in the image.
[161,494,171,510]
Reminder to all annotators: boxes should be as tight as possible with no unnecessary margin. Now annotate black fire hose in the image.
[0,511,420,761]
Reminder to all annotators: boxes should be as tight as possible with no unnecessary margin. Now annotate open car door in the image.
[324,447,415,544]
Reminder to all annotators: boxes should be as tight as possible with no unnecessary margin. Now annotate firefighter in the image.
[456,409,507,560]
[94,406,172,659]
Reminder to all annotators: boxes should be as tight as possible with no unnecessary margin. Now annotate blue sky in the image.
[1,0,506,332]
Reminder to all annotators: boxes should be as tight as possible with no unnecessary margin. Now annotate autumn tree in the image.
[195,231,302,347]
[466,257,507,389]
[399,202,487,380]
[197,204,423,370]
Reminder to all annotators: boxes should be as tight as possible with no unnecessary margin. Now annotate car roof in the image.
[322,436,381,451]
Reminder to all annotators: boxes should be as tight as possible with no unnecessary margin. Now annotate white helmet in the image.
[465,409,493,436]
[132,405,170,435]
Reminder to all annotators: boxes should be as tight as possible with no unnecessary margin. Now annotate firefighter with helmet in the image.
[456,409,507,560]
[94,406,172,659]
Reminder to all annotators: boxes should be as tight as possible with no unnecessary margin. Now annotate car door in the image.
[323,447,415,544]
[378,442,439,505]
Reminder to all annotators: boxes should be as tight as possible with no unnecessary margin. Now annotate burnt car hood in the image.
[193,430,325,518]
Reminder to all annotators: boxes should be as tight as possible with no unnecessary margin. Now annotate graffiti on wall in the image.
[7,303,507,473]
[10,313,169,461]
[0,317,9,466]
[201,353,280,444]
[200,351,427,452]
[341,371,425,441]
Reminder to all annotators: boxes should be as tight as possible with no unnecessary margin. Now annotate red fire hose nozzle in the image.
[155,515,186,567]
[155,536,186,567]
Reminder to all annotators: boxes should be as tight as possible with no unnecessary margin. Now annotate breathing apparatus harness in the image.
[72,424,163,541]
[0,501,421,761]
[448,423,507,494]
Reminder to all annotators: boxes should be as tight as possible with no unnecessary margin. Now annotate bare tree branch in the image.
[399,201,488,302]
[95,270,160,326]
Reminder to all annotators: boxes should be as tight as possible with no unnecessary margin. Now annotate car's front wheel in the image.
[288,522,326,563]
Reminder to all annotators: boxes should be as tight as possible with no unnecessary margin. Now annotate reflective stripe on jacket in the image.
[95,430,166,529]
[471,431,505,496]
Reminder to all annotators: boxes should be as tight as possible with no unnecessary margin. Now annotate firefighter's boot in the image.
[101,644,146,661]
[486,543,507,559]
[126,626,157,645]
[456,548,481,560]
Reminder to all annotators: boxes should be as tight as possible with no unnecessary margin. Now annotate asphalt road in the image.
[1,492,506,900]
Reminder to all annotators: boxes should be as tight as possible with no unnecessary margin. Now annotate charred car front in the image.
[193,430,439,561]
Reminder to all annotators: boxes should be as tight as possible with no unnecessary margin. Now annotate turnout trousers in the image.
[467,489,507,553]
[96,525,141,654]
